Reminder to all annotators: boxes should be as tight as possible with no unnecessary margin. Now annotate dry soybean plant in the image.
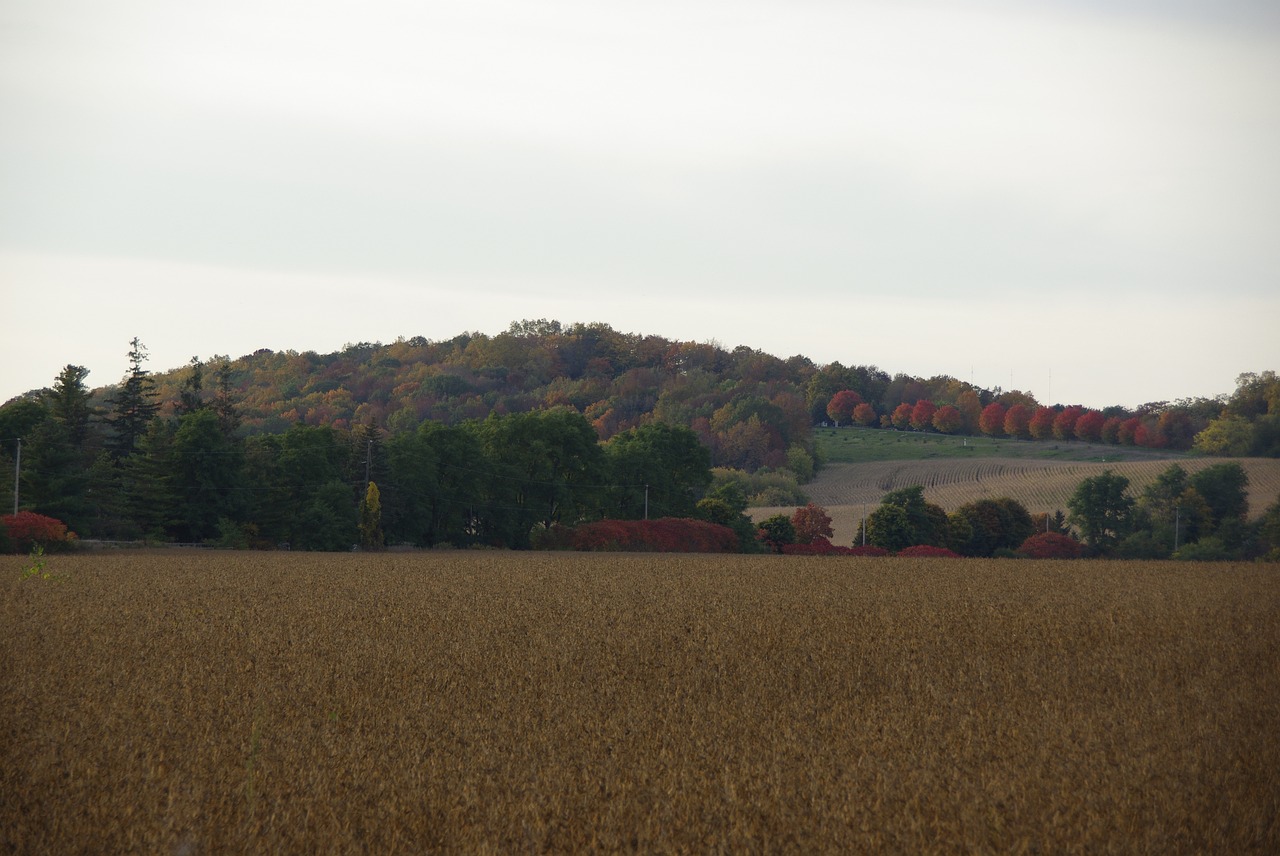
[2,551,1277,853]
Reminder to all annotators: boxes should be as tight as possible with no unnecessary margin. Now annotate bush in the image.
[778,537,890,557]
[897,545,961,558]
[537,518,740,553]
[1018,532,1083,560]
[757,514,797,553]
[1,512,77,553]
[1172,538,1233,562]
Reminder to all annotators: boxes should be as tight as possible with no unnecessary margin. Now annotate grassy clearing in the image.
[816,425,1184,465]
[3,551,1277,853]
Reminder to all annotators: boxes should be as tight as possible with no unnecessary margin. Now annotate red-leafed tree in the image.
[791,503,835,544]
[979,402,1007,437]
[910,399,937,431]
[931,405,963,434]
[1028,406,1056,440]
[1117,417,1141,445]
[1003,404,1031,439]
[1018,532,1082,559]
[826,390,863,426]
[1052,405,1085,441]
[891,403,913,430]
[1074,410,1105,443]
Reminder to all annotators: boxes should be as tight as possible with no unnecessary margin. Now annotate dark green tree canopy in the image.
[107,338,161,457]
[1068,470,1134,551]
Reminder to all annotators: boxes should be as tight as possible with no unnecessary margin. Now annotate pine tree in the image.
[108,338,160,457]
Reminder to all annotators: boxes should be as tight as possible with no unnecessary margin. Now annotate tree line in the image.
[1,341,744,551]
[823,370,1280,456]
[755,462,1280,562]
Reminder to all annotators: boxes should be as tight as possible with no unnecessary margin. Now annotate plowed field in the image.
[3,552,1277,853]
[757,457,1280,546]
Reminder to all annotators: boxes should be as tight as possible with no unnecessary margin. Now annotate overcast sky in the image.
[2,0,1277,410]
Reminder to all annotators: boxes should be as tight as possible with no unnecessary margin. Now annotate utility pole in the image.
[644,484,649,521]
[12,438,19,516]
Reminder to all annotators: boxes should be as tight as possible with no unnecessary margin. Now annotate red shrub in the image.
[548,518,739,553]
[1018,532,1082,559]
[781,538,891,557]
[1,512,76,553]
[896,544,961,558]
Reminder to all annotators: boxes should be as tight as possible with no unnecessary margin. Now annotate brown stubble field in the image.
[2,551,1277,854]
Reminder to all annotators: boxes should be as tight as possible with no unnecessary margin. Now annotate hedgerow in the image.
[538,518,739,553]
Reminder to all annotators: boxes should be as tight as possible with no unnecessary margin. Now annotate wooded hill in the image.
[30,320,1280,472]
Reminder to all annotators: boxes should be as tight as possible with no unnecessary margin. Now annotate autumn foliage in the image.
[1,512,76,553]
[910,400,938,431]
[931,405,963,434]
[780,538,889,556]
[979,402,1007,437]
[896,544,961,558]
[826,390,863,426]
[790,503,834,544]
[1018,532,1083,559]
[539,518,739,553]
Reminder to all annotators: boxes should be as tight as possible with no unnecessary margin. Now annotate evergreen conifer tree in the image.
[108,338,160,457]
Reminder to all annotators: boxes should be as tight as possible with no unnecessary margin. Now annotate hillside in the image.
[45,323,1274,475]
[753,457,1280,547]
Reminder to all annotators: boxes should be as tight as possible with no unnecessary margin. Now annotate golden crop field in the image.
[758,457,1280,546]
[3,551,1277,853]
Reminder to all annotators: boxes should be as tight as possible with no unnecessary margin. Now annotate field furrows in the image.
[754,456,1280,549]
[3,552,1277,853]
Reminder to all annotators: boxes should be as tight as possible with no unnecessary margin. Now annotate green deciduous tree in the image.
[1068,470,1134,552]
[1189,463,1249,534]
[604,422,712,520]
[757,514,796,552]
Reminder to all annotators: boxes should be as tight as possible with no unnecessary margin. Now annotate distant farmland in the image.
[756,457,1280,546]
[3,552,1277,853]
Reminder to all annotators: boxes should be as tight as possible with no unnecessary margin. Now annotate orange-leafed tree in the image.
[791,503,834,544]
[826,390,863,426]
[910,400,937,431]
[853,402,878,427]
[891,403,913,430]
[1028,406,1056,440]
[979,402,1007,437]
[931,405,963,434]
[1004,404,1032,439]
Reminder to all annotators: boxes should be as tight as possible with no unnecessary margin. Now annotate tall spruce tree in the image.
[108,338,160,457]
